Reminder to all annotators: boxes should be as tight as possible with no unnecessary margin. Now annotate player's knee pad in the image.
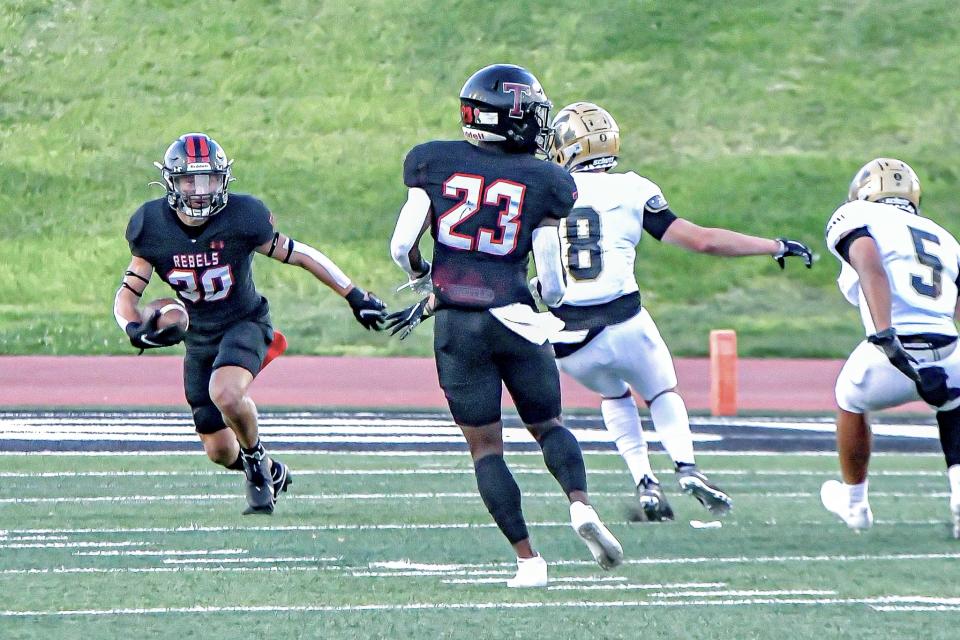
[474,454,528,544]
[192,404,227,435]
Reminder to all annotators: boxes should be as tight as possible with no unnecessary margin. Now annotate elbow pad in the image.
[532,225,566,307]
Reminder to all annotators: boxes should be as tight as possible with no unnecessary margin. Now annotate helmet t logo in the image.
[502,82,531,118]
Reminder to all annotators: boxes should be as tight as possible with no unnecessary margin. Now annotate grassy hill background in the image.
[1,0,958,357]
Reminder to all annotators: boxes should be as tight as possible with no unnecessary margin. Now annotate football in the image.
[141,297,189,332]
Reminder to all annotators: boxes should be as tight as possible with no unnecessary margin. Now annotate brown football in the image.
[141,297,189,332]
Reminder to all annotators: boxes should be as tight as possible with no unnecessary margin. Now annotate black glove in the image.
[867,328,920,383]
[124,311,186,353]
[774,238,813,269]
[345,287,387,330]
[384,296,432,340]
[916,366,960,408]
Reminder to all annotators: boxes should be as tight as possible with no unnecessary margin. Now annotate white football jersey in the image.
[558,171,672,306]
[825,199,960,336]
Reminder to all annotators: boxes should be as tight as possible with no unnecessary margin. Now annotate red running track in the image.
[0,355,929,413]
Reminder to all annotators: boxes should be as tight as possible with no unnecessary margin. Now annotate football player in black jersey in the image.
[386,65,622,587]
[114,133,387,515]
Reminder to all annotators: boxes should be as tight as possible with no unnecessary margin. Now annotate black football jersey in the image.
[125,194,275,333]
[404,140,577,309]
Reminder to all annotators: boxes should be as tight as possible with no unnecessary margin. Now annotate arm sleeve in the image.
[390,187,432,278]
[532,225,566,307]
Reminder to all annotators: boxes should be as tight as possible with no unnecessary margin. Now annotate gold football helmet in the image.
[847,157,921,212]
[547,102,620,171]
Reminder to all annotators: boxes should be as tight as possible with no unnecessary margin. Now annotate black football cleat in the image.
[241,450,275,516]
[629,476,675,522]
[271,459,292,504]
[677,465,732,516]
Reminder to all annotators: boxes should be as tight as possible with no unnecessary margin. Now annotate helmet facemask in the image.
[170,171,229,219]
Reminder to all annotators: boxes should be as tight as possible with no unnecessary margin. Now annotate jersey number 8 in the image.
[565,207,603,280]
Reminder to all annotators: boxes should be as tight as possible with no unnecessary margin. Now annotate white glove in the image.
[396,261,432,295]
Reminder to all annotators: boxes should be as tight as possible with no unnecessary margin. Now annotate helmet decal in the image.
[502,82,532,118]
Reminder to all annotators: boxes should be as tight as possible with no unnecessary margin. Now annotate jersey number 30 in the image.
[167,266,234,303]
[437,174,525,256]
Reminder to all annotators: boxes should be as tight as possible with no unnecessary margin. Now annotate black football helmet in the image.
[459,64,553,154]
[154,133,233,219]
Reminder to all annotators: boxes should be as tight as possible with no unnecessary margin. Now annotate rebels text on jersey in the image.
[826,199,960,337]
[404,140,577,309]
[552,171,677,330]
[126,193,275,333]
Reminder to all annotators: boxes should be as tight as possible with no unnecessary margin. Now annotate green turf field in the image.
[2,450,958,639]
[3,1,959,357]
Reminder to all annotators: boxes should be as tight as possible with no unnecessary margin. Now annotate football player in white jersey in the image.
[821,158,960,536]
[544,103,813,521]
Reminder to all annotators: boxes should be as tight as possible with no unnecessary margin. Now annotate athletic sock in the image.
[474,454,529,544]
[240,439,265,459]
[649,392,696,467]
[948,465,960,499]
[538,426,587,495]
[226,451,244,471]
[601,395,656,485]
[847,479,868,506]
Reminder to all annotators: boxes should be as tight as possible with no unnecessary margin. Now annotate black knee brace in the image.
[538,426,587,495]
[474,454,528,544]
[192,404,227,435]
[937,407,960,467]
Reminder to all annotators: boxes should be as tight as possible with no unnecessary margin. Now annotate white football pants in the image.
[556,308,677,402]
[836,339,960,413]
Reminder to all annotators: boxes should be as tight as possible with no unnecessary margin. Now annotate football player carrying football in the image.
[386,65,622,587]
[544,103,813,522]
[113,133,387,515]
[821,158,960,536]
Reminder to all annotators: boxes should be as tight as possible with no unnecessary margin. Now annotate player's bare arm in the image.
[661,218,812,268]
[847,235,893,332]
[847,233,919,382]
[257,228,387,330]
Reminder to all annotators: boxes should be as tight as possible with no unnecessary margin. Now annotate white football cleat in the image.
[569,501,624,570]
[820,480,873,530]
[506,553,548,588]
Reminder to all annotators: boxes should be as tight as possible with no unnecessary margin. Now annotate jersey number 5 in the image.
[167,266,234,303]
[908,226,943,299]
[437,174,525,256]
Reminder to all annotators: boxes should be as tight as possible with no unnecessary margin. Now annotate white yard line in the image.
[1,491,949,504]
[2,595,959,617]
[0,468,947,479]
